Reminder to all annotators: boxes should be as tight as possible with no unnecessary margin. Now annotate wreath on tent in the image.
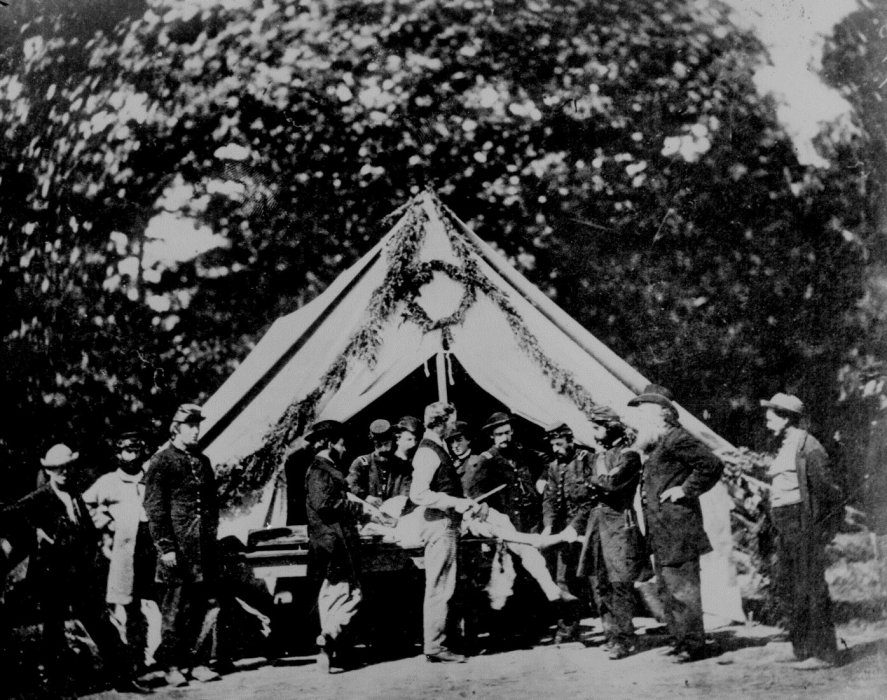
[216,193,619,509]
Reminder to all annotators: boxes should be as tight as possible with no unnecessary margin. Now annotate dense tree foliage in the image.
[0,0,875,499]
[820,0,887,496]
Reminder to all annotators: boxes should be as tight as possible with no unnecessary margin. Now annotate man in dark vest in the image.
[304,420,362,673]
[409,401,483,663]
[628,385,723,663]
[144,403,220,686]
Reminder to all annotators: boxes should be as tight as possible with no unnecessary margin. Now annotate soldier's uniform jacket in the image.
[640,427,723,567]
[346,453,412,502]
[578,448,645,582]
[305,454,362,585]
[464,444,543,533]
[542,447,594,532]
[144,444,219,584]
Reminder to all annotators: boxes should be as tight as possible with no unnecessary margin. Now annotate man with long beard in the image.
[628,385,723,664]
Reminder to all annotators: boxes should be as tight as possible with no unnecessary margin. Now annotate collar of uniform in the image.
[170,442,198,458]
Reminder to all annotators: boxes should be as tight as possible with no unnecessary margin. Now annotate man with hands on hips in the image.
[627,385,723,664]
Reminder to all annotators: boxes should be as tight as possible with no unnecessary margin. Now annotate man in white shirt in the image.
[409,402,482,663]
[83,431,159,672]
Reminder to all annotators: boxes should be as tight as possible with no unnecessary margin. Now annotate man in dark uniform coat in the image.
[628,385,723,663]
[304,420,362,673]
[144,403,220,686]
[347,419,411,506]
[541,423,594,641]
[0,444,146,695]
[464,412,545,536]
[577,423,645,659]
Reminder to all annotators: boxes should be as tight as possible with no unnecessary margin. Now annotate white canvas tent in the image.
[200,191,745,625]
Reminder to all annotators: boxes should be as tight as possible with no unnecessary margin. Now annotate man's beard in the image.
[635,421,669,451]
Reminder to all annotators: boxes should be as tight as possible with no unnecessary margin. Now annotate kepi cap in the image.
[483,411,512,432]
[545,421,573,438]
[116,430,145,450]
[760,393,805,415]
[40,444,79,469]
[369,419,392,440]
[172,403,204,425]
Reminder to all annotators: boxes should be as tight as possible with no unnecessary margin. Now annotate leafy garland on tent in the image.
[217,193,617,508]
[434,201,619,426]
[216,203,433,507]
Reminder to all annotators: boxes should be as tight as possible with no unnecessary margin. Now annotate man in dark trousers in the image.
[578,422,645,660]
[541,423,594,642]
[144,403,220,687]
[0,444,148,696]
[410,402,482,663]
[628,385,723,663]
[304,419,362,673]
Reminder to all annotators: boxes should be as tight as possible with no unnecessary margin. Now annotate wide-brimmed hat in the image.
[395,416,422,436]
[172,403,205,425]
[627,383,676,411]
[760,393,805,415]
[483,411,512,432]
[40,444,79,469]
[445,421,470,441]
[369,419,392,440]
[304,419,343,444]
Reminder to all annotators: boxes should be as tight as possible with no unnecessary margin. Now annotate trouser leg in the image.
[318,579,361,642]
[122,600,149,670]
[74,598,136,684]
[656,559,704,653]
[422,520,458,655]
[155,580,207,670]
[773,506,837,662]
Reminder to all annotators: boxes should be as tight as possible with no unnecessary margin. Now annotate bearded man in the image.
[628,385,723,664]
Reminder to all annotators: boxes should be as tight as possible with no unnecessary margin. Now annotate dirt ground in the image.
[82,615,887,700]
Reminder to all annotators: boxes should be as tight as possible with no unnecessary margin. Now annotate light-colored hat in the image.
[760,393,805,415]
[40,444,79,468]
[369,419,392,440]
